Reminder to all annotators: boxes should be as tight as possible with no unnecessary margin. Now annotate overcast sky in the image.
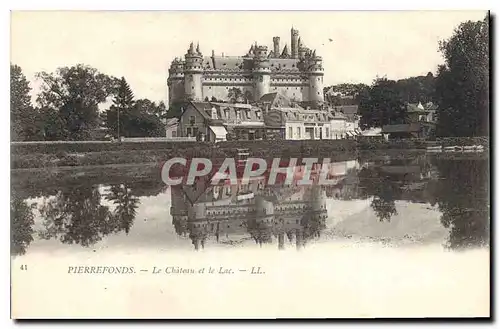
[11,10,486,104]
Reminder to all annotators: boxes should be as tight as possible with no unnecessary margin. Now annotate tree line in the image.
[324,15,489,137]
[11,64,168,141]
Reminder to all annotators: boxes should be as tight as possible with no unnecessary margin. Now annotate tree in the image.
[227,87,243,103]
[323,83,368,106]
[243,90,254,103]
[395,73,436,104]
[434,16,489,137]
[11,64,38,141]
[358,78,408,130]
[103,77,135,139]
[36,64,116,140]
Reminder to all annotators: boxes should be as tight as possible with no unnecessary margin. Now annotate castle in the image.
[167,27,325,107]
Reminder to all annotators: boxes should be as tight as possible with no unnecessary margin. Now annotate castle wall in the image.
[168,69,323,104]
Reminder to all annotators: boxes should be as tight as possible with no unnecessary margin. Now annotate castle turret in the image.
[273,36,280,58]
[184,42,204,101]
[291,27,299,59]
[307,50,325,104]
[252,45,271,101]
[167,57,185,105]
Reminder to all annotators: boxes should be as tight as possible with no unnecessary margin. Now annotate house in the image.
[178,101,228,142]
[265,107,331,140]
[382,102,438,139]
[257,92,292,110]
[210,102,265,140]
[178,101,265,141]
[165,118,179,139]
[330,105,361,138]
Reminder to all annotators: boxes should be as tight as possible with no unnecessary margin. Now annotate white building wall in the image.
[330,119,347,139]
[285,122,306,140]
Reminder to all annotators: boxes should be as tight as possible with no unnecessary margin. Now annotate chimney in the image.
[273,37,280,58]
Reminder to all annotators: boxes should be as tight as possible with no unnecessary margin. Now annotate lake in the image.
[10,153,490,256]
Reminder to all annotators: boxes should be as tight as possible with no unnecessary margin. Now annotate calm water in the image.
[11,154,490,256]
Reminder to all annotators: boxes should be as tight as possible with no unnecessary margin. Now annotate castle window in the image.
[292,64,295,68]
[192,86,194,90]
[209,86,212,89]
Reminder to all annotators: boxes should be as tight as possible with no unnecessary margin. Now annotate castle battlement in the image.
[168,27,325,106]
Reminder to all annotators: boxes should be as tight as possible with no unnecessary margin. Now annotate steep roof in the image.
[202,56,252,70]
[166,118,179,126]
[188,101,212,120]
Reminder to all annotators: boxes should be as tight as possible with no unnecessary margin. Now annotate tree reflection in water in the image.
[38,186,117,247]
[358,166,399,221]
[433,159,489,249]
[105,184,140,234]
[11,194,35,256]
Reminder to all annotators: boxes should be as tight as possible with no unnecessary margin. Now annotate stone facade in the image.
[168,28,325,107]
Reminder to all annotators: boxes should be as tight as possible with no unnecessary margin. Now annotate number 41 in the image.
[20,265,27,271]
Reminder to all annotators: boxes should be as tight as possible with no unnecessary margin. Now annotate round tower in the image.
[310,186,328,229]
[291,28,299,59]
[170,186,189,236]
[167,57,185,106]
[252,45,271,101]
[308,51,325,104]
[184,42,204,102]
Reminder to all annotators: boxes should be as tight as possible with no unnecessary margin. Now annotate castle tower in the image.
[307,51,325,104]
[184,42,204,101]
[167,57,185,106]
[309,186,328,234]
[273,37,280,58]
[291,27,299,59]
[170,186,189,236]
[252,45,271,101]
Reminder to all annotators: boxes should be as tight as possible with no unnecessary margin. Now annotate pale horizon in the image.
[11,10,487,105]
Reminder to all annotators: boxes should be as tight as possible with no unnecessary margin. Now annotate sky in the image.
[11,10,487,105]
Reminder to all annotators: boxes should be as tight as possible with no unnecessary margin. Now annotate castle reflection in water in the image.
[170,160,359,250]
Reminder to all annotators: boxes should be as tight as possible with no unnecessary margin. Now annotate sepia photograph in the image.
[10,10,490,319]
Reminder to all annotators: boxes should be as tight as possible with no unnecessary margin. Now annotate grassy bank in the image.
[10,137,488,170]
